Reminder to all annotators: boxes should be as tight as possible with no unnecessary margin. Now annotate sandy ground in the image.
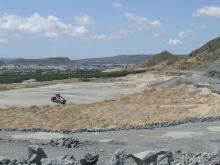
[0,82,141,108]
[0,71,220,130]
[0,84,220,130]
[0,72,172,108]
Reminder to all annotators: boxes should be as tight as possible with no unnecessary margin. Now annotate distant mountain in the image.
[0,60,4,66]
[2,36,220,69]
[0,59,14,63]
[2,55,151,66]
[4,57,72,65]
[175,36,220,70]
[73,54,151,65]
[138,51,182,69]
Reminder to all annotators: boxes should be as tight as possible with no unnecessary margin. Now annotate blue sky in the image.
[0,0,219,59]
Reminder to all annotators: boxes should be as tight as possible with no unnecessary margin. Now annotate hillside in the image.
[3,36,219,68]
[73,54,151,65]
[175,36,220,70]
[7,57,72,65]
[139,51,181,69]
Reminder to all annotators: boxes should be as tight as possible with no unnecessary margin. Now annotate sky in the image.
[0,0,219,59]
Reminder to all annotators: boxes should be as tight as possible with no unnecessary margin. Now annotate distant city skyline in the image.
[0,0,220,59]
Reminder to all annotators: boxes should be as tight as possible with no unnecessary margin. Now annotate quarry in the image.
[0,7,220,163]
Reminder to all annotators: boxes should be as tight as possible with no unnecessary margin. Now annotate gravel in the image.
[1,116,220,134]
[1,146,219,165]
[50,137,80,148]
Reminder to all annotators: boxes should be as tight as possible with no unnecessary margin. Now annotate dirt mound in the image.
[0,85,220,130]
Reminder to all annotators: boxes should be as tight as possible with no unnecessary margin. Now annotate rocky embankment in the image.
[1,116,220,134]
[0,145,219,165]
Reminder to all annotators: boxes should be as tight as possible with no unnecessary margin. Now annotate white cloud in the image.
[177,30,193,38]
[125,12,161,31]
[0,38,7,44]
[113,2,123,9]
[152,33,160,38]
[150,20,161,27]
[178,31,186,38]
[93,28,128,41]
[93,35,120,40]
[193,6,220,18]
[168,38,182,45]
[72,26,88,37]
[74,15,95,27]
[0,13,95,38]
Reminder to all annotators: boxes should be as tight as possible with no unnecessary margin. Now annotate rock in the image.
[157,154,169,165]
[41,155,76,165]
[50,138,79,148]
[8,159,27,165]
[132,151,173,165]
[40,158,59,165]
[1,144,220,165]
[0,156,10,164]
[80,153,99,165]
[109,150,134,165]
[170,151,220,165]
[27,145,47,165]
[55,139,65,147]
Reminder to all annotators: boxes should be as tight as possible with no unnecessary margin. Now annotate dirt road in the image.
[0,72,171,108]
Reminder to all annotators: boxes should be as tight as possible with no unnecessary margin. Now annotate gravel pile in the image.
[50,137,80,148]
[172,150,220,165]
[0,145,219,165]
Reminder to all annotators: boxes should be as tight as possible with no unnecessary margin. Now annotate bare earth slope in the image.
[0,85,220,130]
[138,51,181,69]
[174,36,220,70]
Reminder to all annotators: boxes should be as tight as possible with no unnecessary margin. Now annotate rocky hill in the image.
[139,51,181,69]
[175,36,220,70]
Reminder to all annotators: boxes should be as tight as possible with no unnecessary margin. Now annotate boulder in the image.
[157,154,169,165]
[80,153,99,165]
[132,151,173,165]
[8,159,27,165]
[50,138,79,148]
[41,158,60,165]
[41,155,76,165]
[109,150,135,165]
[27,145,47,165]
[0,156,10,164]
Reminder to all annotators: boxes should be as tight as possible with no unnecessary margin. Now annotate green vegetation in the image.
[0,69,146,84]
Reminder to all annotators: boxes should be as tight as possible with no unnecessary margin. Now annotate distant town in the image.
[0,55,150,74]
